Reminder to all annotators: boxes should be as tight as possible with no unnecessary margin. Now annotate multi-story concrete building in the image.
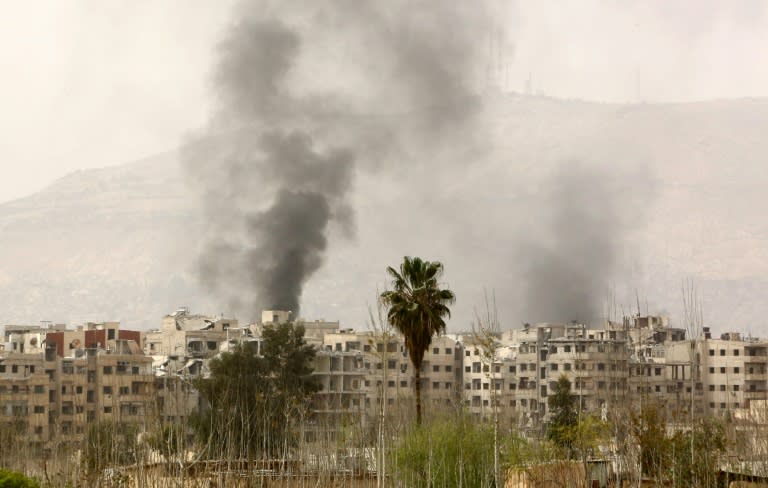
[0,321,154,454]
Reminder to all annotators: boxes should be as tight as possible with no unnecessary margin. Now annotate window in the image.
[550,363,558,371]
[400,380,408,388]
[709,349,715,356]
[465,350,470,357]
[465,383,471,390]
[119,386,129,395]
[445,365,452,372]
[445,382,452,389]
[432,382,439,389]
[34,406,44,414]
[720,367,726,374]
[103,386,113,394]
[509,366,516,373]
[564,345,571,352]
[363,344,371,352]
[433,347,439,354]
[11,365,17,373]
[433,365,440,372]
[104,406,112,413]
[0,365,5,373]
[34,385,44,394]
[709,367,715,373]
[483,365,489,373]
[551,346,557,354]
[388,359,397,369]
[445,348,452,355]
[734,367,740,374]
[597,363,605,371]
[733,385,740,391]
[709,385,715,391]
[388,380,396,388]
[734,349,740,356]
[655,385,661,392]
[465,366,471,373]
[482,382,489,390]
[103,366,113,375]
[564,363,572,371]
[720,385,726,391]
[76,386,83,394]
[654,368,661,376]
[720,349,726,356]
[509,383,516,390]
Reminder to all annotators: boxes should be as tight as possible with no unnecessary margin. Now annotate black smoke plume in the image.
[183,1,494,319]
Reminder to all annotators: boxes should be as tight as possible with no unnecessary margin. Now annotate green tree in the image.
[380,256,455,425]
[631,402,671,480]
[547,375,578,454]
[668,417,726,488]
[0,469,39,488]
[394,414,496,487]
[193,322,318,459]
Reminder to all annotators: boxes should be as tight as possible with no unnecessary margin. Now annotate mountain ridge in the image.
[2,94,768,332]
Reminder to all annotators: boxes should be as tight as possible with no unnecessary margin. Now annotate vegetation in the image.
[192,321,319,460]
[81,421,141,481]
[393,413,497,487]
[630,402,727,487]
[146,422,187,462]
[380,256,455,425]
[0,470,39,488]
[547,375,578,453]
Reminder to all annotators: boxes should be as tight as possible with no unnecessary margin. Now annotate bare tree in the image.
[471,290,502,488]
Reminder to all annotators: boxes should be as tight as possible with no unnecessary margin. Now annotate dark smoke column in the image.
[183,2,494,320]
[183,17,355,318]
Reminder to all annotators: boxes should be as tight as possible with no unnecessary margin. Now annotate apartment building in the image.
[0,321,154,454]
[460,334,516,422]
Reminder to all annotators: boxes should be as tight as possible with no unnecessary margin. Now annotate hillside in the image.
[2,94,768,333]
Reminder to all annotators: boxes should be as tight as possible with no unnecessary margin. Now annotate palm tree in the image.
[380,256,455,425]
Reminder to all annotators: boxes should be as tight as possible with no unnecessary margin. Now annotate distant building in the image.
[0,321,152,454]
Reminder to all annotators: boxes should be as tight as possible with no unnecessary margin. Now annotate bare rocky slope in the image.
[2,94,767,333]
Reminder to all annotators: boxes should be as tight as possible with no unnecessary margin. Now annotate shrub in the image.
[0,469,39,488]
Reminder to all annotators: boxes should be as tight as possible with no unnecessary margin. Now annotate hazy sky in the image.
[1,0,767,203]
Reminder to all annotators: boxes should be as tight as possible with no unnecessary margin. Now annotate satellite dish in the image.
[70,339,81,349]
[29,337,38,346]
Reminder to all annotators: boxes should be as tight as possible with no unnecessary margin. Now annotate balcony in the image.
[744,390,768,400]
[745,372,768,382]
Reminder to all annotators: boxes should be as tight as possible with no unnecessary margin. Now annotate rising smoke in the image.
[183,1,494,319]
[518,162,652,325]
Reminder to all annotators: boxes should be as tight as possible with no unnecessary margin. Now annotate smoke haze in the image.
[519,163,652,324]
